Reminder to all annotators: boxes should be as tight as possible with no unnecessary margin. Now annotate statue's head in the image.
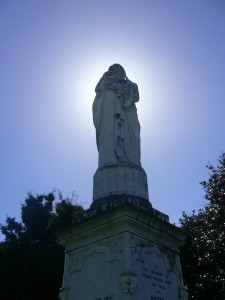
[108,64,126,78]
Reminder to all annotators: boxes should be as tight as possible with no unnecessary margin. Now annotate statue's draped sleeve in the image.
[92,74,105,150]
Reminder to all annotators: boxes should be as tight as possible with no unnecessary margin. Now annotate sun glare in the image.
[57,51,166,141]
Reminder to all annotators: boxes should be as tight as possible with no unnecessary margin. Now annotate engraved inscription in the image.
[141,264,174,300]
[120,272,138,294]
[130,238,182,299]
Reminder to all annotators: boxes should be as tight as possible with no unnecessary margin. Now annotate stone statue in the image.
[93,64,141,168]
[92,64,149,202]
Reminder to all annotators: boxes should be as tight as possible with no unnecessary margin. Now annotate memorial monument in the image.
[58,64,188,300]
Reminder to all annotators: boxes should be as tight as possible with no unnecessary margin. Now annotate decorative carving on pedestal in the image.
[159,247,177,273]
[75,240,122,269]
[160,247,188,299]
[61,238,123,294]
[131,239,154,264]
[120,272,138,294]
[69,238,123,272]
[129,236,188,299]
[131,237,179,275]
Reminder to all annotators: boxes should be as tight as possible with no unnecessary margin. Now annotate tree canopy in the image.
[0,191,84,300]
[180,152,225,300]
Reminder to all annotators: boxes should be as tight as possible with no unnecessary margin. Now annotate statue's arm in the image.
[119,81,139,107]
[132,83,139,103]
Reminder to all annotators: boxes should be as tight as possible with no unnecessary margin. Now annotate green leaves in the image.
[200,153,225,206]
[180,153,225,299]
[0,191,84,299]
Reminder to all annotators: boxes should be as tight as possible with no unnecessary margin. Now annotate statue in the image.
[93,64,141,168]
[92,64,149,203]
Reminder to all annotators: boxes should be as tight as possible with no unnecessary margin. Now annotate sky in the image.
[1,0,225,240]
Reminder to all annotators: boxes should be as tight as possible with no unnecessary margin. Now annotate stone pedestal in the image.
[93,163,149,202]
[58,197,188,300]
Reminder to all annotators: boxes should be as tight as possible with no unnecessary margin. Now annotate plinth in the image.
[93,163,149,201]
[58,196,188,300]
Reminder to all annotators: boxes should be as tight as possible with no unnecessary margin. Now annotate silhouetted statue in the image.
[93,64,141,168]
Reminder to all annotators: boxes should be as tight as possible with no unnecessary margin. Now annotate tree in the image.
[0,191,84,300]
[180,152,225,300]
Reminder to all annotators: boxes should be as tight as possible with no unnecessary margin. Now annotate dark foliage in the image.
[180,153,225,300]
[0,191,84,300]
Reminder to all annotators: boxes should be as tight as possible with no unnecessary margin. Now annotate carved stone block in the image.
[58,200,188,300]
[93,163,149,201]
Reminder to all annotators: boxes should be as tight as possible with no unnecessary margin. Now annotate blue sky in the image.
[1,0,225,239]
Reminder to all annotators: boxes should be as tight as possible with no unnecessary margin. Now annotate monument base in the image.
[93,163,149,201]
[58,197,188,300]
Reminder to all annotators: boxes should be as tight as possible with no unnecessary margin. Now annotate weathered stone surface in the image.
[58,202,188,300]
[93,163,149,202]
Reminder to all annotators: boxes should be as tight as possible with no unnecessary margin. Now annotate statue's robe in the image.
[93,72,141,168]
